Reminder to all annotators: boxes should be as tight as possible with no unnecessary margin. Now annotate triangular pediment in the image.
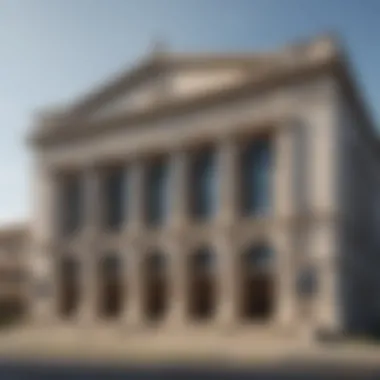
[41,34,340,126]
[61,52,276,122]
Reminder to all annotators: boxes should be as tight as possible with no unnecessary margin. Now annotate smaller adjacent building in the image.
[0,223,29,323]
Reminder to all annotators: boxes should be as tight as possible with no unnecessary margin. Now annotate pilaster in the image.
[272,123,298,327]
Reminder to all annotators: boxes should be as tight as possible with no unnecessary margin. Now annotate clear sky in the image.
[1,0,380,224]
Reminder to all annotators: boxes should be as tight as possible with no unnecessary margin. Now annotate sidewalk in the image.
[0,326,378,368]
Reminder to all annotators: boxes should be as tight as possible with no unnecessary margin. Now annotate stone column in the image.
[166,240,188,327]
[216,138,238,327]
[129,161,145,232]
[78,166,102,325]
[29,162,59,325]
[124,242,144,329]
[311,223,342,335]
[169,150,188,230]
[123,161,145,328]
[305,82,341,336]
[273,229,297,326]
[273,124,298,327]
[167,150,189,327]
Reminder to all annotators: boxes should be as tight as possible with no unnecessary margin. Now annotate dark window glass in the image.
[146,251,167,274]
[244,245,274,272]
[102,255,121,277]
[192,248,216,273]
[104,168,126,230]
[191,149,217,220]
[62,257,79,280]
[241,138,272,216]
[145,159,169,226]
[60,175,82,236]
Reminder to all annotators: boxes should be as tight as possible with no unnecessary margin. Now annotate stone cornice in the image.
[29,56,336,146]
[28,39,379,161]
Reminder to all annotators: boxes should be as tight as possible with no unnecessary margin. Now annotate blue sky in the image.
[0,0,379,223]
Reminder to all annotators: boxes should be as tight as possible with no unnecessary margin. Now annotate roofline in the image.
[29,37,379,159]
[40,34,336,125]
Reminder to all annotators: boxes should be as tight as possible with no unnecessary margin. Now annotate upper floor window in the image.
[145,157,170,227]
[103,167,126,230]
[59,174,82,236]
[240,137,273,217]
[190,148,217,221]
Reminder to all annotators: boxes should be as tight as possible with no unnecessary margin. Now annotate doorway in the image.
[98,254,123,319]
[188,247,216,321]
[57,256,80,319]
[143,251,168,322]
[240,244,274,321]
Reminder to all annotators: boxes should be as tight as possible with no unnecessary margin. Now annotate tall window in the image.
[145,158,169,226]
[190,148,217,220]
[60,174,82,236]
[103,167,126,230]
[241,138,272,216]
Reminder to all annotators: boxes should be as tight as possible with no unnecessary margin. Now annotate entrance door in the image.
[58,257,80,318]
[240,245,274,321]
[188,248,216,321]
[143,251,168,322]
[98,255,123,319]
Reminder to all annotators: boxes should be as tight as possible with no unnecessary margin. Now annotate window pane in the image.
[244,245,273,272]
[104,168,125,230]
[191,149,217,220]
[145,159,169,226]
[60,175,82,235]
[241,139,272,216]
[193,248,216,273]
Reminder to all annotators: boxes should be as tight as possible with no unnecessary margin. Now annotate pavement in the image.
[0,324,379,370]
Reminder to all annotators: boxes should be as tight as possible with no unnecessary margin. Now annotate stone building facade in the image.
[0,223,29,321]
[27,34,380,339]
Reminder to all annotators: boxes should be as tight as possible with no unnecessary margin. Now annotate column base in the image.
[123,308,144,332]
[216,302,238,332]
[166,303,187,330]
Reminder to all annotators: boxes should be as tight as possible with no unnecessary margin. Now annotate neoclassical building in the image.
[28,34,380,340]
